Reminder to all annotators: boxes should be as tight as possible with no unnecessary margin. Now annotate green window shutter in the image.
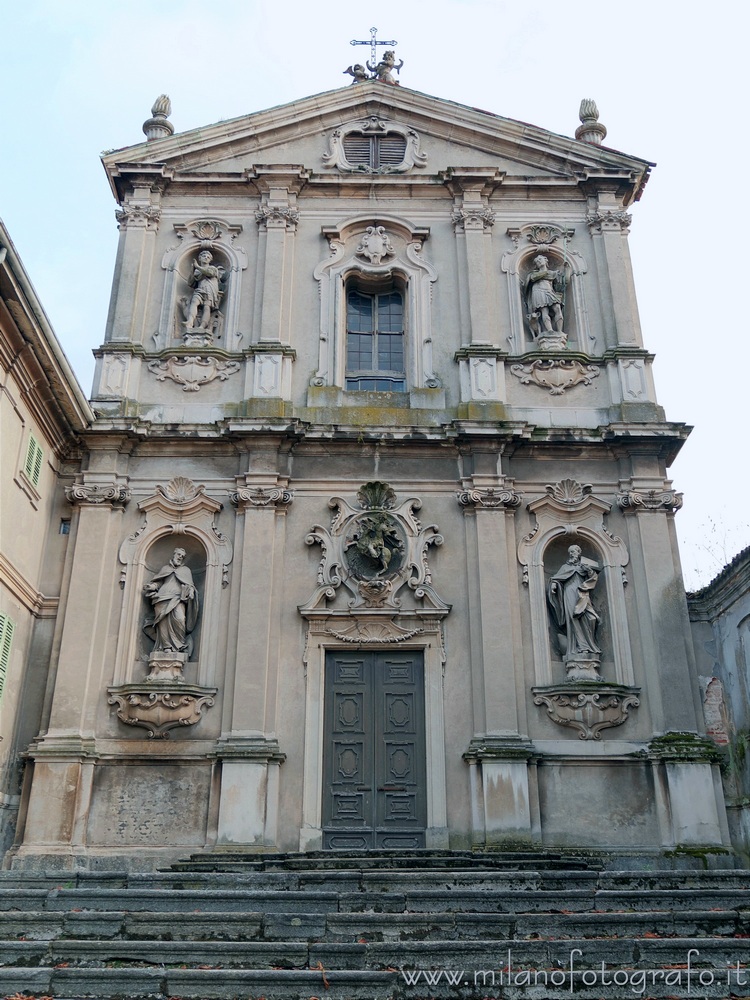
[23,435,44,487]
[0,614,15,701]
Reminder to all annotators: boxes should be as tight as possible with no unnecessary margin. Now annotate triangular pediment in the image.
[103,83,651,202]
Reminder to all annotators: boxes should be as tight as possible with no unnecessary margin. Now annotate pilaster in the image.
[586,193,641,348]
[107,167,171,346]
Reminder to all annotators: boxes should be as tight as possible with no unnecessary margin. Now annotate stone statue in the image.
[368,50,403,85]
[343,64,369,83]
[345,512,405,579]
[183,249,225,333]
[143,547,199,657]
[547,544,601,677]
[525,254,565,340]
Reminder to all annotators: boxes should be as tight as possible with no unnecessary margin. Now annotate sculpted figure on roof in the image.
[368,50,403,85]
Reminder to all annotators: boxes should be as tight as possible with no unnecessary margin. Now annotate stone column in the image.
[457,477,533,845]
[216,464,291,847]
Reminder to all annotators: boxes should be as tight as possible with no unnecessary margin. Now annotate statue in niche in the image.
[525,254,566,341]
[547,544,602,679]
[143,547,199,660]
[368,50,403,85]
[182,249,225,336]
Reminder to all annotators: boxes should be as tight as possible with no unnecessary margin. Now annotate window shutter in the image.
[377,135,407,165]
[343,134,372,166]
[0,614,14,701]
[23,435,44,487]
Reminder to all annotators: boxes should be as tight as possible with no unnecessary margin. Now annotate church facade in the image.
[2,80,733,869]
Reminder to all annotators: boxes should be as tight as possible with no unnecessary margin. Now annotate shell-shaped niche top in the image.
[158,476,198,503]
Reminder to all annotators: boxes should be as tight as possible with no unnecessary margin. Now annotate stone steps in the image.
[0,854,747,998]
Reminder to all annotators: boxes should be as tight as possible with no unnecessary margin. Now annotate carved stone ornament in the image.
[506,224,574,248]
[231,485,294,510]
[546,479,593,506]
[300,481,449,613]
[616,488,683,513]
[451,208,496,231]
[108,683,217,739]
[322,116,427,174]
[456,486,522,509]
[65,481,131,507]
[586,210,632,234]
[532,683,640,740]
[510,359,600,394]
[255,205,300,230]
[115,205,161,230]
[356,226,395,264]
[147,355,240,391]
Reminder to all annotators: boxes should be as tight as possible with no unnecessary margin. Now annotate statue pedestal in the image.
[533,682,641,741]
[147,652,186,682]
[183,327,214,347]
[108,681,217,739]
[564,657,601,682]
[535,333,567,351]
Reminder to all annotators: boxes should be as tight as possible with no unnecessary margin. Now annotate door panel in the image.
[323,650,426,849]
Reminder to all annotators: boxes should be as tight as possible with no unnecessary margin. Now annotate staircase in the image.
[0,850,748,999]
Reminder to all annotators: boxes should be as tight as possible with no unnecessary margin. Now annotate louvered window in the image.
[342,133,407,169]
[23,435,44,488]
[346,288,406,391]
[0,613,15,702]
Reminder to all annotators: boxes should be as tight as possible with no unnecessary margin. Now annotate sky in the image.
[1,0,747,590]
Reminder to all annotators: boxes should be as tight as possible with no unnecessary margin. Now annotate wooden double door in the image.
[322,650,427,849]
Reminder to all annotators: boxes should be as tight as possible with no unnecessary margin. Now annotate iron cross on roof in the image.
[350,27,398,72]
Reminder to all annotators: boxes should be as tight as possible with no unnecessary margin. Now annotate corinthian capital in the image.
[255,205,299,230]
[115,204,161,230]
[586,210,632,234]
[451,207,496,231]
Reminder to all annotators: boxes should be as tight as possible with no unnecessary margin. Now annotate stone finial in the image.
[142,94,175,141]
[575,98,607,146]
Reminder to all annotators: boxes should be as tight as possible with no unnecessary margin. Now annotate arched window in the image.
[345,285,406,391]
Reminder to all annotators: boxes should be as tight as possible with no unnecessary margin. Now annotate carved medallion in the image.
[147,355,240,391]
[356,226,395,265]
[301,480,448,613]
[510,359,600,395]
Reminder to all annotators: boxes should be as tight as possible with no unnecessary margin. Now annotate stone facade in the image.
[2,83,734,868]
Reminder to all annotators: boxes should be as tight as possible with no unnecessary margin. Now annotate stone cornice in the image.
[0,553,59,618]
